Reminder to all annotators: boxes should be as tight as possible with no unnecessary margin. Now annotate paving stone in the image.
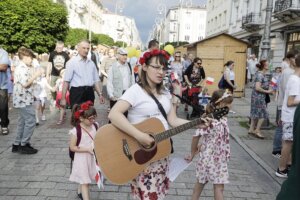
[38,189,69,197]
[7,188,40,196]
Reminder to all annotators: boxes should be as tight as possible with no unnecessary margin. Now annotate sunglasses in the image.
[175,56,181,57]
[197,62,202,65]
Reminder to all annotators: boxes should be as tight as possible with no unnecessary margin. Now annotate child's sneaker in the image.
[272,151,281,159]
[275,168,288,178]
[41,115,46,121]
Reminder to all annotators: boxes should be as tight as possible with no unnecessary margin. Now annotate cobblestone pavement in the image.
[0,99,280,200]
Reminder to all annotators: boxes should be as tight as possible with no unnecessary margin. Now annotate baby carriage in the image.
[185,86,202,119]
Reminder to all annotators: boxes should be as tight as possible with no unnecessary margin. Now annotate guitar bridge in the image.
[122,139,133,161]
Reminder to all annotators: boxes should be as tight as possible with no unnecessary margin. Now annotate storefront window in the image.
[287,32,300,52]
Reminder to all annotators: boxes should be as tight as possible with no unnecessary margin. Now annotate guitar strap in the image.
[149,93,174,153]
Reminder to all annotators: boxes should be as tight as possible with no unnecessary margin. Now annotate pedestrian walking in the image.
[276,104,300,200]
[107,48,134,112]
[272,50,297,158]
[12,47,44,154]
[47,41,69,101]
[222,60,237,94]
[69,101,98,200]
[99,48,117,104]
[60,39,104,109]
[108,49,189,200]
[247,54,258,84]
[248,60,273,139]
[54,69,69,125]
[0,46,10,135]
[33,71,53,125]
[186,89,233,200]
[276,54,300,178]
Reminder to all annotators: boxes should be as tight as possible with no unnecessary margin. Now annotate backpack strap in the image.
[75,124,82,146]
[93,122,98,130]
[127,62,132,74]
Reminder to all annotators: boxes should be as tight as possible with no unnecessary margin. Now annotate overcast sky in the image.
[102,0,207,45]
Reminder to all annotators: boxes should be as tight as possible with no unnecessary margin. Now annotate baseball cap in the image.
[117,48,128,55]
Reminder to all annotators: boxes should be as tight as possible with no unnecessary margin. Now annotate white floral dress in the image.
[131,158,170,200]
[194,117,230,184]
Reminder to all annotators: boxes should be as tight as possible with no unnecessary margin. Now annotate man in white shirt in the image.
[247,54,258,83]
[107,48,134,111]
[276,54,300,178]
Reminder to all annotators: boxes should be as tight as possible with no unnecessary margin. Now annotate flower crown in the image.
[74,100,94,120]
[139,49,170,65]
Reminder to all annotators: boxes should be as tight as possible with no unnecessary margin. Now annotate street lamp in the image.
[157,3,166,45]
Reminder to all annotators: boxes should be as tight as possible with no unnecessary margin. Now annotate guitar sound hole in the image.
[134,147,157,165]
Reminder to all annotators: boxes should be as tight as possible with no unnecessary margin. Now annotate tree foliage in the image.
[114,41,127,48]
[160,41,189,49]
[65,28,115,48]
[0,0,68,53]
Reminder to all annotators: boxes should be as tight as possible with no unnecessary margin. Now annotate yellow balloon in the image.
[126,47,136,58]
[135,50,141,58]
[164,44,175,55]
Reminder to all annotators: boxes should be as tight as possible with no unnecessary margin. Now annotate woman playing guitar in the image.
[108,49,189,200]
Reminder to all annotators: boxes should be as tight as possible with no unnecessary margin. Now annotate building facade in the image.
[53,0,103,34]
[152,4,207,45]
[100,10,142,49]
[206,0,300,68]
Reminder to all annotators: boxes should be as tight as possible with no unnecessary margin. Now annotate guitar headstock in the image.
[212,106,229,120]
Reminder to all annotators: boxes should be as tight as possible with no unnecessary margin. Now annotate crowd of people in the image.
[1,39,300,199]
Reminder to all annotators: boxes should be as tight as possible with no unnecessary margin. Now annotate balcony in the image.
[274,0,300,22]
[242,13,264,32]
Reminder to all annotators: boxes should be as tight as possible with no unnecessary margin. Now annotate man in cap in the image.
[107,48,134,111]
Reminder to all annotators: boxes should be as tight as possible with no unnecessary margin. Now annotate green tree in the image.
[160,41,189,49]
[93,34,114,46]
[65,28,88,48]
[0,0,68,53]
[114,41,127,48]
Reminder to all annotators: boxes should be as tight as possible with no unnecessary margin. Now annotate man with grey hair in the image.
[60,40,104,108]
[0,46,10,135]
[47,41,69,100]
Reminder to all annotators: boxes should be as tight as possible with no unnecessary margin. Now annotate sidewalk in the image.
[229,87,284,185]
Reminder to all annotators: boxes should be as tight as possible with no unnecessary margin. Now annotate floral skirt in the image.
[131,158,170,200]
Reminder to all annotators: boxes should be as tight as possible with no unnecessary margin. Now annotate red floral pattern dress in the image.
[131,158,170,200]
[194,117,230,184]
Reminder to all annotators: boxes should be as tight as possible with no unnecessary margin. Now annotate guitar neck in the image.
[153,118,203,143]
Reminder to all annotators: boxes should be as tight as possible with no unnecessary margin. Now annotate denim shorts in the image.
[282,122,293,141]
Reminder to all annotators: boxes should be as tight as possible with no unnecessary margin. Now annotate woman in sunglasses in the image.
[184,57,206,117]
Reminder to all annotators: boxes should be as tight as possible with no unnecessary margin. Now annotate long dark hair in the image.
[139,54,168,95]
[256,60,267,71]
[224,60,234,67]
[206,89,233,114]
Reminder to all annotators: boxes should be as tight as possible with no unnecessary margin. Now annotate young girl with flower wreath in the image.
[108,49,189,200]
[69,100,98,200]
[186,89,233,200]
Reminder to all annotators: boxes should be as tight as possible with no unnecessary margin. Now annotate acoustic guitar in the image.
[94,107,229,184]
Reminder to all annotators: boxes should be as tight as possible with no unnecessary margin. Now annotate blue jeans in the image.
[14,105,36,146]
[273,108,282,152]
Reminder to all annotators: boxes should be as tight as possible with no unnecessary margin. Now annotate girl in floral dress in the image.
[108,49,189,200]
[69,101,98,200]
[186,89,233,200]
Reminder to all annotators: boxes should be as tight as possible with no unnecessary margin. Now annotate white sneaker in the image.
[41,115,46,121]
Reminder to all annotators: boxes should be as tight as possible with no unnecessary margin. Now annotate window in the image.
[186,24,191,30]
[184,35,190,41]
[198,36,203,40]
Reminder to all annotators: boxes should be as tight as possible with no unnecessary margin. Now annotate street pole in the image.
[88,0,92,42]
[260,0,273,60]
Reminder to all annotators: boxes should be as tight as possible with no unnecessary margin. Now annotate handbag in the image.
[218,75,225,89]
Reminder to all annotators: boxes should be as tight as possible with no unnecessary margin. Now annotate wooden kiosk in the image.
[185,33,249,97]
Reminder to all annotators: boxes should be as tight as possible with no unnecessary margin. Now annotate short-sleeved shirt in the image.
[48,51,69,76]
[120,83,172,129]
[281,74,300,122]
[64,55,100,87]
[0,48,10,89]
[13,61,34,108]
